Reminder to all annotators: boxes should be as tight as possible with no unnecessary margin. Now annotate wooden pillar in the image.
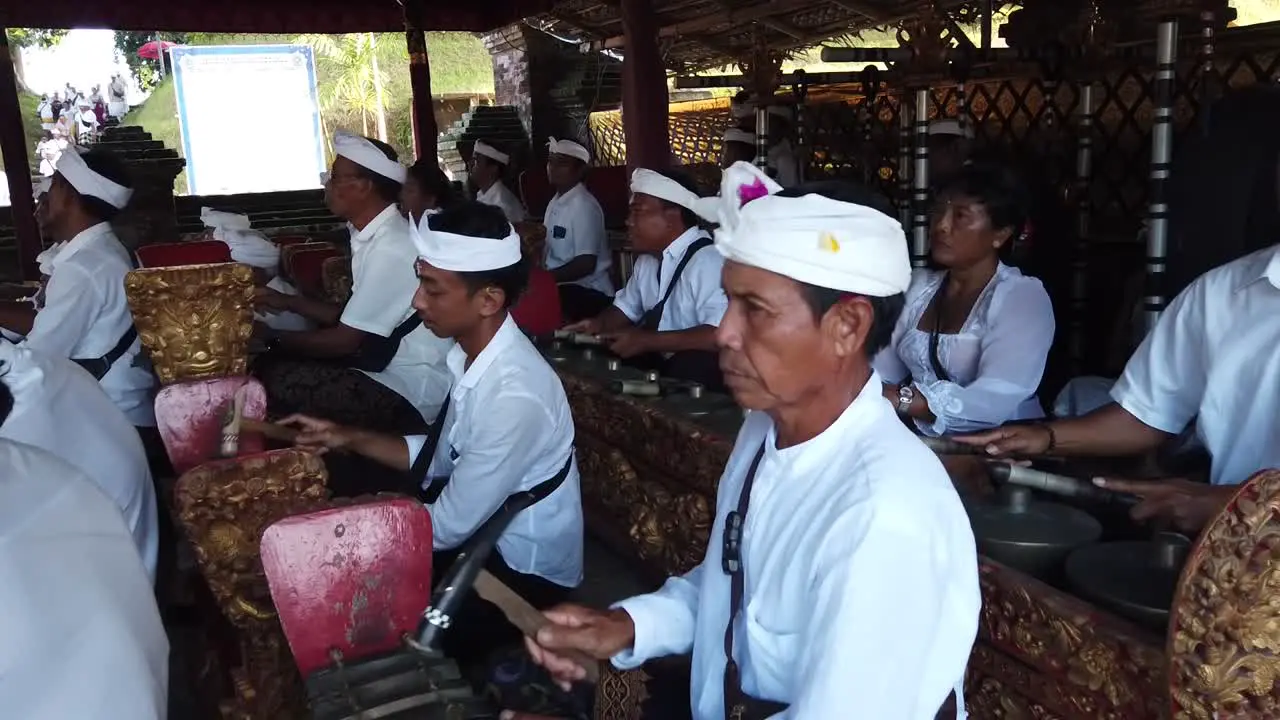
[404,1,437,161]
[0,30,39,280]
[620,0,670,170]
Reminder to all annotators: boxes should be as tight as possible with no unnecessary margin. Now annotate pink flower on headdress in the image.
[737,178,770,207]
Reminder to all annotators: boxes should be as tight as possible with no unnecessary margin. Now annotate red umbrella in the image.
[137,41,178,61]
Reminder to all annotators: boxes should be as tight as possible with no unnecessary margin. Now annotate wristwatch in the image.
[896,384,915,415]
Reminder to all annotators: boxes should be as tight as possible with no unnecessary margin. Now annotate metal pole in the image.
[754,106,770,171]
[1070,83,1095,371]
[897,95,911,227]
[911,87,931,268]
[1144,19,1178,333]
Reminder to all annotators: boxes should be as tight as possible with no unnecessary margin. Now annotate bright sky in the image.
[21,29,143,102]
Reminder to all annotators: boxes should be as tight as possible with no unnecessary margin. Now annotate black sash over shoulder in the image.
[638,236,713,332]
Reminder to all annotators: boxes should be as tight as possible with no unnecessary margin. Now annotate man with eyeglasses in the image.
[512,164,980,720]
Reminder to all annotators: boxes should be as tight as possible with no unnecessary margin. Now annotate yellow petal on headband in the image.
[818,231,841,253]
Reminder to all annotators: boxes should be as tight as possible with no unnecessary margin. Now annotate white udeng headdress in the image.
[334,130,407,183]
[409,212,522,272]
[547,137,591,164]
[473,140,510,165]
[55,150,132,208]
[701,162,911,297]
[201,207,279,272]
[630,168,717,222]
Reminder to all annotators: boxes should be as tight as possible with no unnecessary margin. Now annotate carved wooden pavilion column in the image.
[620,0,670,171]
[0,29,39,279]
[404,0,437,161]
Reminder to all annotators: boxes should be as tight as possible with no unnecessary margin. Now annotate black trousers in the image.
[558,285,614,323]
[430,547,572,675]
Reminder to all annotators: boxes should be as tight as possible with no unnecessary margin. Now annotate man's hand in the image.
[955,424,1054,457]
[279,414,361,454]
[600,327,654,359]
[524,604,635,691]
[255,286,294,314]
[561,318,602,335]
[1093,476,1235,534]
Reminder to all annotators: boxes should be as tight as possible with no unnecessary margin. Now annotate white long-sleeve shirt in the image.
[1111,244,1280,486]
[873,263,1055,435]
[0,342,158,582]
[612,374,980,719]
[0,439,168,719]
[612,227,727,331]
[543,182,615,297]
[405,315,583,587]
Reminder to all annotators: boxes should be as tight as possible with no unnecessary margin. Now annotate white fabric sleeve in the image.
[570,201,609,261]
[872,270,929,384]
[404,435,429,476]
[427,394,549,550]
[339,242,417,337]
[24,264,98,358]
[780,505,978,720]
[609,562,705,669]
[688,251,729,327]
[1110,278,1208,434]
[914,279,1056,435]
[611,261,650,323]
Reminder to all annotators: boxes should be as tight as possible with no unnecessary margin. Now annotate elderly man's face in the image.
[716,261,871,412]
[323,156,369,219]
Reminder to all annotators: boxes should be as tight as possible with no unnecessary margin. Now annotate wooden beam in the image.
[759,18,805,41]
[0,29,38,279]
[828,0,889,23]
[404,1,437,160]
[587,0,819,51]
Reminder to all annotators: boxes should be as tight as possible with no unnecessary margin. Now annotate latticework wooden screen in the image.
[589,50,1280,233]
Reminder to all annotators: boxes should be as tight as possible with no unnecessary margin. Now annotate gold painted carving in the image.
[125,262,255,385]
[1169,468,1280,720]
[174,449,332,719]
[973,561,1164,718]
[321,255,352,305]
[965,669,1063,720]
[593,664,651,720]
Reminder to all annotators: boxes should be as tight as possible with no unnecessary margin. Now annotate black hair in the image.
[935,162,1030,260]
[0,376,11,428]
[428,201,529,308]
[776,180,906,358]
[406,159,458,209]
[1166,85,1280,297]
[652,168,704,230]
[72,151,134,222]
[353,136,404,205]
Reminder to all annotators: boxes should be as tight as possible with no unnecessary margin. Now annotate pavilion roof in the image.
[0,0,558,34]
[529,0,991,72]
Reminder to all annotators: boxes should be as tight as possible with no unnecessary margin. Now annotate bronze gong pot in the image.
[963,485,1103,581]
[1065,531,1191,631]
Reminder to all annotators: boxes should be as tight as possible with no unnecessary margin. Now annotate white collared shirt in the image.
[339,204,454,422]
[22,222,155,426]
[612,227,727,332]
[767,139,800,188]
[477,179,527,224]
[612,374,979,720]
[543,183,615,297]
[0,343,158,582]
[0,439,168,719]
[873,264,1055,436]
[404,315,583,588]
[1112,244,1280,486]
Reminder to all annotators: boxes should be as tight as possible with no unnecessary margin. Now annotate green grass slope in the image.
[122,77,188,193]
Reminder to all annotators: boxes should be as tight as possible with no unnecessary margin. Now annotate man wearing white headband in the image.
[0,436,167,720]
[255,131,452,463]
[286,200,583,674]
[544,137,615,321]
[928,119,975,186]
[470,139,527,224]
[564,168,728,389]
[201,207,310,332]
[0,149,156,430]
[763,104,801,188]
[720,128,756,169]
[522,164,979,720]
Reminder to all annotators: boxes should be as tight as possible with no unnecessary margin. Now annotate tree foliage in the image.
[113,31,188,92]
[6,29,68,49]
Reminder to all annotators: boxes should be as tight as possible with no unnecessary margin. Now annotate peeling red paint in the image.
[155,377,269,475]
[261,498,434,677]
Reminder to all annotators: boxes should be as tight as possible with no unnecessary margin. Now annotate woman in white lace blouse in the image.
[873,163,1055,436]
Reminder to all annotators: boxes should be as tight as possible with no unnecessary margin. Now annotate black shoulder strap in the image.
[639,235,713,332]
[71,324,138,381]
[407,393,453,497]
[389,313,421,345]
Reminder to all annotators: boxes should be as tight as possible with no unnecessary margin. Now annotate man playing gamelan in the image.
[517,164,980,720]
[472,139,527,224]
[543,138,615,321]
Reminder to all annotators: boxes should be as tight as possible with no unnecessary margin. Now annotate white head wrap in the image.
[333,130,407,183]
[473,140,509,166]
[723,128,756,145]
[929,119,974,139]
[409,213,523,272]
[630,168,713,220]
[547,137,591,164]
[201,207,280,273]
[702,162,910,297]
[54,149,132,208]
